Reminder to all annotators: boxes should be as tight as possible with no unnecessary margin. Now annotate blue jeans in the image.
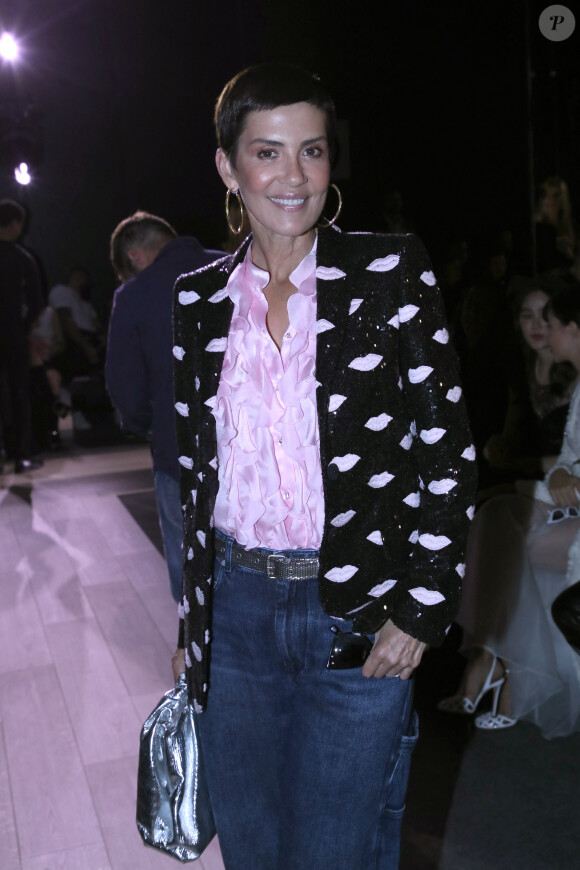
[198,530,418,870]
[153,470,183,603]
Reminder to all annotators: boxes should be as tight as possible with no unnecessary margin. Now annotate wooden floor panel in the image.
[0,723,20,870]
[21,843,112,870]
[85,756,182,870]
[86,753,225,870]
[81,493,157,557]
[76,554,131,588]
[0,666,104,859]
[28,544,94,625]
[45,618,143,766]
[119,549,180,648]
[0,517,24,572]
[0,571,53,675]
[84,581,174,697]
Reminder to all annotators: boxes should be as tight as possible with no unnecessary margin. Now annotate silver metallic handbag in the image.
[136,674,216,862]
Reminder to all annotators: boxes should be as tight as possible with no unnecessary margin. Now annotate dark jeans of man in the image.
[154,469,184,603]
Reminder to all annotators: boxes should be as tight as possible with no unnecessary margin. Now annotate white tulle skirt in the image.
[457,493,580,739]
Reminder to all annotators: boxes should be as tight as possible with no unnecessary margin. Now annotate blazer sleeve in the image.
[172,273,199,647]
[387,234,477,645]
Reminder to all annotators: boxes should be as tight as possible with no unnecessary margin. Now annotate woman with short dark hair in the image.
[171,63,475,869]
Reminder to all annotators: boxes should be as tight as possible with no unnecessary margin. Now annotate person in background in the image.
[170,63,476,869]
[438,239,468,324]
[452,285,510,486]
[483,277,574,483]
[29,304,66,451]
[106,211,222,602]
[439,287,580,739]
[535,175,576,276]
[48,268,105,381]
[0,199,44,473]
[379,188,416,234]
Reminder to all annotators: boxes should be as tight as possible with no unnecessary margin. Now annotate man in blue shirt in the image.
[106,211,222,601]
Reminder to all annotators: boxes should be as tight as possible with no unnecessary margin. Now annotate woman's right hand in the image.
[172,648,186,682]
[548,468,580,507]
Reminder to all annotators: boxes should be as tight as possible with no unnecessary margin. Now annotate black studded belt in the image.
[214,536,319,581]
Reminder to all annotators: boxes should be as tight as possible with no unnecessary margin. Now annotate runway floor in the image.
[0,433,578,869]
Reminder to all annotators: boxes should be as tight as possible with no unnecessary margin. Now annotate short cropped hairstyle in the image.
[0,199,26,227]
[214,63,337,167]
[110,211,176,279]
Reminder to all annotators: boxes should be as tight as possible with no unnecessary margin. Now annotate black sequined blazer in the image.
[173,226,477,710]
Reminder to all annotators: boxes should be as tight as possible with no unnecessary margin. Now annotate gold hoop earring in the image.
[225,188,245,235]
[318,183,342,228]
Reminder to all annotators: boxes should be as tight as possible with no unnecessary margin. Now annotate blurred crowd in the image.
[0,200,109,471]
[435,175,579,493]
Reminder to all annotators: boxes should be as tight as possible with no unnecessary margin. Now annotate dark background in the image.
[0,0,578,317]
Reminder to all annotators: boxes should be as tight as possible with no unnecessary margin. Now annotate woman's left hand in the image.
[548,468,580,507]
[362,619,428,680]
[171,648,186,682]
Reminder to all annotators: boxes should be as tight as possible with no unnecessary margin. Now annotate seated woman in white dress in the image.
[439,285,580,739]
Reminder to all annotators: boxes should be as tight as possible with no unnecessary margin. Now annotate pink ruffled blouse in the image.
[211,239,324,550]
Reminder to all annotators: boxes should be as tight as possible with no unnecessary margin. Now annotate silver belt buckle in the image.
[266,553,285,579]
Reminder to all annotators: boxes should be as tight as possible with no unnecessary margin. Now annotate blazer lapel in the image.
[315,226,356,462]
[195,229,355,471]
[195,237,251,470]
[197,236,251,409]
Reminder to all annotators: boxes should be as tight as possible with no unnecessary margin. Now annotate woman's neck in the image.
[250,227,316,283]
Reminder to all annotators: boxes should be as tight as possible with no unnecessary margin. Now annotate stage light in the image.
[0,32,19,62]
[14,162,31,185]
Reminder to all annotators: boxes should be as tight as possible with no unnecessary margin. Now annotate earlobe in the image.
[215,148,236,189]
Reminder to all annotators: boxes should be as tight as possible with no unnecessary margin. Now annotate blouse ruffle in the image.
[211,243,324,550]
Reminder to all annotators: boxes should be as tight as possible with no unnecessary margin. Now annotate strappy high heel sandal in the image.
[437,655,506,716]
[474,667,517,730]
